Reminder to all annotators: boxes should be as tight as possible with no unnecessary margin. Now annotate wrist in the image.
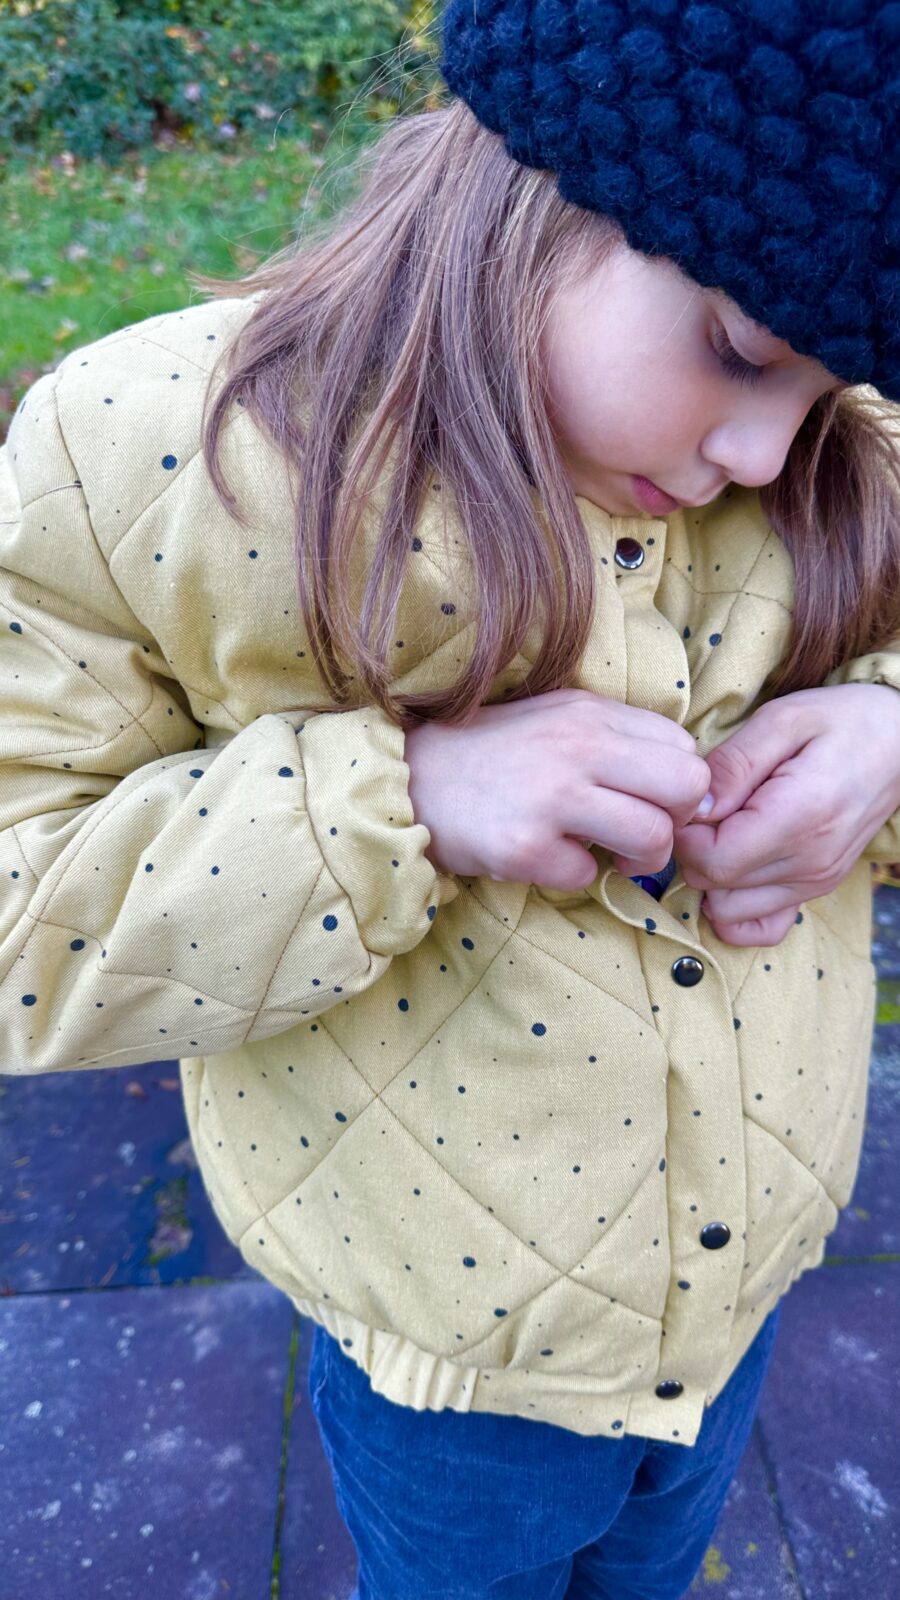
[404,721,449,873]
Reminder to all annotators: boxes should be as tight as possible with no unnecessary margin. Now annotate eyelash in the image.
[712,326,765,389]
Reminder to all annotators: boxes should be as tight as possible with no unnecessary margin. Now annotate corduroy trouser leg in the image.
[306,1304,780,1600]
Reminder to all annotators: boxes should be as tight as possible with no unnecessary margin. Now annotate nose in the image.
[701,402,807,490]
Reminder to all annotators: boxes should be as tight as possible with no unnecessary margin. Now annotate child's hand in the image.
[673,685,900,946]
[404,687,711,891]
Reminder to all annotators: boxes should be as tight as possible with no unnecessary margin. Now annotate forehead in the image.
[641,255,782,347]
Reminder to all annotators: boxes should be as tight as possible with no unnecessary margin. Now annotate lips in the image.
[631,475,683,515]
[649,479,683,506]
[634,473,723,505]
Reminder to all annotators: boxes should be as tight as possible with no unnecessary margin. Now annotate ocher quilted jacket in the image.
[3,297,899,1446]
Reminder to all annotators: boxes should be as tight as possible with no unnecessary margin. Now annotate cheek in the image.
[541,300,707,468]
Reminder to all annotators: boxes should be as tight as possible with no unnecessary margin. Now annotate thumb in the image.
[701,711,805,823]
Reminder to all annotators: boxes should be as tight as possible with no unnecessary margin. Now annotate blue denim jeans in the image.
[307,1304,781,1600]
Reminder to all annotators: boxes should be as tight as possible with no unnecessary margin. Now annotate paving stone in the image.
[687,1428,802,1597]
[279,1316,358,1600]
[3,897,897,1599]
[829,1020,900,1257]
[757,1263,899,1598]
[871,883,900,979]
[0,1061,251,1292]
[829,885,900,1258]
[0,1279,293,1600]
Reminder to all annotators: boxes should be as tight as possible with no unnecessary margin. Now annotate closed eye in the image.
[711,325,765,389]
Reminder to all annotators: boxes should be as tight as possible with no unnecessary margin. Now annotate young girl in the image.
[3,3,899,1596]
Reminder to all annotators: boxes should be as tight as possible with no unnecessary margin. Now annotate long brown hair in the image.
[198,98,900,729]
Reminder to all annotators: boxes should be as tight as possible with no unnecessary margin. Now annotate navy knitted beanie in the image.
[440,1,900,400]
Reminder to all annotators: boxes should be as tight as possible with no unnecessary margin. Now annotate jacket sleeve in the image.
[0,371,458,1076]
[823,644,900,862]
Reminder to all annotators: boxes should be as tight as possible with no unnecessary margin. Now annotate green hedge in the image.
[0,0,439,161]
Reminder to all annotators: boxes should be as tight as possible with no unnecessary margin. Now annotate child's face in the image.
[540,239,845,517]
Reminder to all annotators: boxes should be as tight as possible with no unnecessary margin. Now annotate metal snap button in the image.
[614,537,644,569]
[671,955,704,986]
[699,1222,731,1250]
[655,1379,684,1399]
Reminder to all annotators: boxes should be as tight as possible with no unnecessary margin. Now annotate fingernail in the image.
[695,791,715,818]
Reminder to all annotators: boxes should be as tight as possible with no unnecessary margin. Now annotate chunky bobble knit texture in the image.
[441,0,900,399]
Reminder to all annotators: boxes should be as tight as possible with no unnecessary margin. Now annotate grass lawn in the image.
[0,112,382,439]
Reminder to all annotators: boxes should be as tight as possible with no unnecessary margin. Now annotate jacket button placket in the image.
[605,514,686,723]
[598,876,748,1444]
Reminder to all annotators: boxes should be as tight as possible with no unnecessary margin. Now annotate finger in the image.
[702,901,801,948]
[703,882,804,922]
[679,841,808,892]
[582,737,711,826]
[674,773,808,887]
[562,788,674,870]
[611,851,673,877]
[700,706,812,823]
